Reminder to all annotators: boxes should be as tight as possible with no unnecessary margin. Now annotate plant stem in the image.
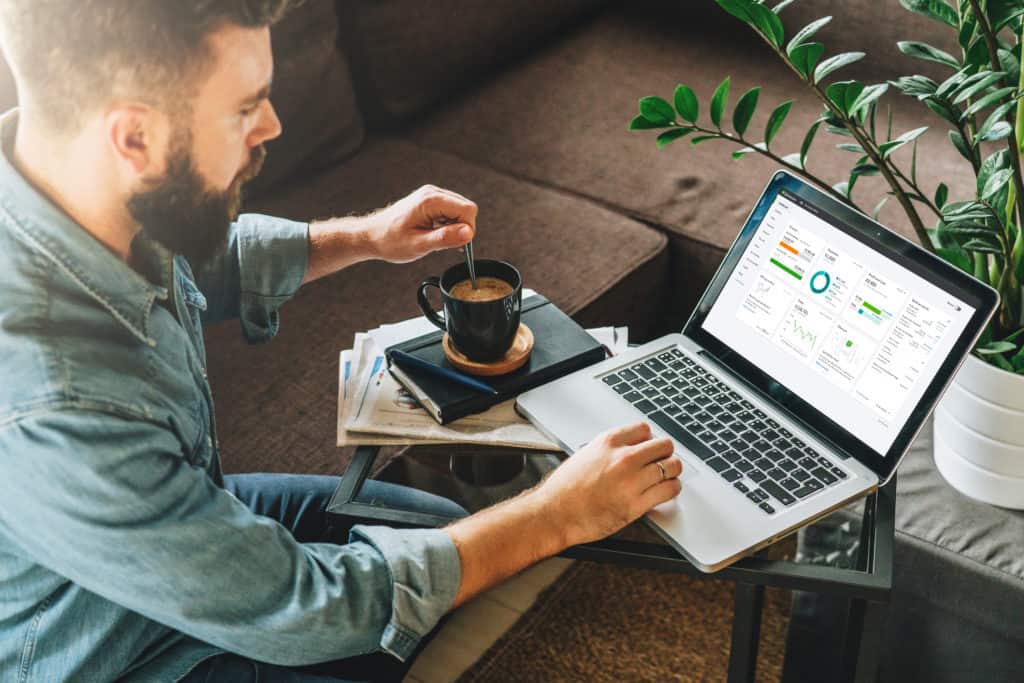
[754,33,935,249]
[968,0,1024,230]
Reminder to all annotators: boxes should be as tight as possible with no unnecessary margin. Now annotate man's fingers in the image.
[425,223,474,249]
[625,436,674,465]
[606,421,652,447]
[644,454,683,489]
[637,477,683,514]
[424,190,478,226]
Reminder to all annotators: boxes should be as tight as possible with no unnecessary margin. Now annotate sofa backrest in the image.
[336,0,611,125]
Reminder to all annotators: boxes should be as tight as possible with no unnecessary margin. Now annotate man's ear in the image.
[104,105,170,179]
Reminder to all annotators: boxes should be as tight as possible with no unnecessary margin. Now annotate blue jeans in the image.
[180,474,468,683]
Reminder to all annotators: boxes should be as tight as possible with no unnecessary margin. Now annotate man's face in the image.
[128,24,281,266]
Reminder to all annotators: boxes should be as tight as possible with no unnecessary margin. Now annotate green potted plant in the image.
[630,0,1024,507]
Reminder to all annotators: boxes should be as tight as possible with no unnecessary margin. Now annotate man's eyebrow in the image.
[241,82,273,106]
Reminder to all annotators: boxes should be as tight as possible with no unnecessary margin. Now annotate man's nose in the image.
[250,100,282,147]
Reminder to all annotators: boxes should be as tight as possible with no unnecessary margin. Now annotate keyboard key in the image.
[812,468,838,485]
[786,447,804,461]
[720,429,738,442]
[747,489,769,503]
[602,374,620,385]
[735,459,755,473]
[633,399,657,414]
[754,457,773,470]
[792,469,811,482]
[754,409,767,419]
[705,456,730,473]
[721,469,742,483]
[754,439,773,452]
[802,445,819,457]
[669,361,686,371]
[623,391,644,403]
[707,420,725,432]
[734,481,750,493]
[778,477,800,492]
[798,456,817,469]
[764,448,785,462]
[663,370,679,380]
[682,387,701,398]
[762,481,796,506]
[766,418,779,430]
[620,369,638,382]
[793,437,806,448]
[759,502,776,514]
[793,479,824,499]
[779,460,797,473]
[646,358,669,372]
[762,428,779,442]
[749,470,767,483]
[706,404,724,415]
[831,466,848,479]
[721,449,741,463]
[634,365,656,380]
[642,388,660,399]
[663,387,680,398]
[648,411,716,461]
[651,378,667,388]
[750,420,766,431]
[766,467,787,481]
[665,405,682,417]
[720,413,737,423]
[654,396,671,408]
[728,391,742,401]
[658,352,674,362]
[740,431,759,443]
[612,383,632,395]
[779,427,793,438]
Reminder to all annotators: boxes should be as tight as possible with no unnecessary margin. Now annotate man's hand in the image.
[537,422,683,547]
[304,184,477,284]
[364,184,477,264]
[444,422,682,608]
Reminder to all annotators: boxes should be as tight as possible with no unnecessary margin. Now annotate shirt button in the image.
[206,436,213,449]
[201,368,208,379]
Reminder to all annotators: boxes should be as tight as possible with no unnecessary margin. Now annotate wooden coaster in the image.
[443,324,534,377]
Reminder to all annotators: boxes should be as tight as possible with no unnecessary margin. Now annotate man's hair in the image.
[0,1,294,132]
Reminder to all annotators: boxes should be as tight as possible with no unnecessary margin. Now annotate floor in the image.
[404,557,575,682]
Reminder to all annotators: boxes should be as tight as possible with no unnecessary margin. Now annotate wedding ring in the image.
[656,461,667,481]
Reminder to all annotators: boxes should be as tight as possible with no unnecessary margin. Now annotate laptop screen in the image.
[685,172,997,479]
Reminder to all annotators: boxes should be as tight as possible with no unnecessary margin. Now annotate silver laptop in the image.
[517,170,999,572]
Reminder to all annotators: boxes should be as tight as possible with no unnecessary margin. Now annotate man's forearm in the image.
[444,488,568,609]
[303,216,375,284]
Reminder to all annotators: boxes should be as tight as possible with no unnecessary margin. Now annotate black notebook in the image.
[385,295,607,424]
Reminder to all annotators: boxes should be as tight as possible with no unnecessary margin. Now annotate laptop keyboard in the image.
[601,348,848,515]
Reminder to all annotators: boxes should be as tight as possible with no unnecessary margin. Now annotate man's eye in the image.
[240,106,257,117]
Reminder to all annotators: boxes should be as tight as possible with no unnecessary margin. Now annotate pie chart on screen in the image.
[809,270,831,294]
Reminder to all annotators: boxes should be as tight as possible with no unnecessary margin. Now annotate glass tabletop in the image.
[329,443,895,601]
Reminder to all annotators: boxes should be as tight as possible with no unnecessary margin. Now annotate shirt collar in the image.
[0,109,169,346]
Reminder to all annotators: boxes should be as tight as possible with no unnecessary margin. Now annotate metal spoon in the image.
[464,241,478,289]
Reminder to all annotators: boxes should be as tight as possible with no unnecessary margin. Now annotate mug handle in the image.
[417,277,447,331]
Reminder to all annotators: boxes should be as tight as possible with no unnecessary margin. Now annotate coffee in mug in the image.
[450,276,514,302]
[417,260,522,362]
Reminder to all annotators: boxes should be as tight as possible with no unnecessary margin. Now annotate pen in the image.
[388,349,499,395]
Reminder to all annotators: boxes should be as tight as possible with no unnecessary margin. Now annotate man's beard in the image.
[127,135,266,267]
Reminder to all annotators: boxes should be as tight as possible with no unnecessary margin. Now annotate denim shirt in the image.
[0,111,461,682]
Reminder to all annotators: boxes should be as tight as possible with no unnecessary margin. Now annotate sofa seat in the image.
[205,136,668,474]
[399,1,978,328]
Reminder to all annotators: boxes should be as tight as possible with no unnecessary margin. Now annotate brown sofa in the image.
[3,1,1022,680]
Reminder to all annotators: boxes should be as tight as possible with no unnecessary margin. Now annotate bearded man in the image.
[0,2,683,681]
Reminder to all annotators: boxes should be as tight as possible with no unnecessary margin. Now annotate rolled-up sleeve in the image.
[192,214,309,343]
[349,526,462,659]
[0,410,460,666]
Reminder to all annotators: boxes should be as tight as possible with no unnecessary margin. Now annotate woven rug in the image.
[457,561,791,682]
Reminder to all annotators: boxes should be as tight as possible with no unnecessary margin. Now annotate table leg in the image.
[841,597,885,683]
[728,582,765,683]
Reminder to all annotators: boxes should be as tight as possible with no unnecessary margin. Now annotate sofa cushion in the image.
[336,0,608,124]
[206,136,667,474]
[245,0,365,196]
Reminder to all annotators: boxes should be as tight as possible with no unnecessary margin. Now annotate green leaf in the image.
[934,182,948,209]
[813,52,866,83]
[782,152,803,167]
[979,121,1013,142]
[773,0,797,12]
[790,42,825,79]
[872,196,889,219]
[977,150,1010,196]
[764,100,793,145]
[849,83,889,118]
[799,119,822,168]
[890,74,938,99]
[787,16,831,55]
[732,87,760,135]
[851,162,881,177]
[958,16,976,51]
[878,126,928,158]
[911,138,919,184]
[987,0,1024,32]
[983,168,1013,199]
[949,130,973,162]
[899,0,957,27]
[629,115,669,130]
[964,37,991,71]
[937,246,972,273]
[673,85,699,123]
[977,101,1017,139]
[962,237,1004,254]
[935,68,971,99]
[690,134,723,145]
[639,96,676,125]
[826,80,865,114]
[837,143,865,152]
[749,3,785,47]
[961,87,1017,120]
[710,77,731,128]
[656,128,694,148]
[952,71,1006,104]
[732,146,755,160]
[715,0,756,24]
[924,97,958,125]
[998,47,1021,89]
[897,41,960,69]
[976,340,1017,355]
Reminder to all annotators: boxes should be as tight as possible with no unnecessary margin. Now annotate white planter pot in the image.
[934,353,1024,509]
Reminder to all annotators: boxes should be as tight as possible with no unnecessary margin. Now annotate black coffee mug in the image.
[417,259,522,362]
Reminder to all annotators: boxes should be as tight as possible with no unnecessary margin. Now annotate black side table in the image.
[328,445,894,683]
